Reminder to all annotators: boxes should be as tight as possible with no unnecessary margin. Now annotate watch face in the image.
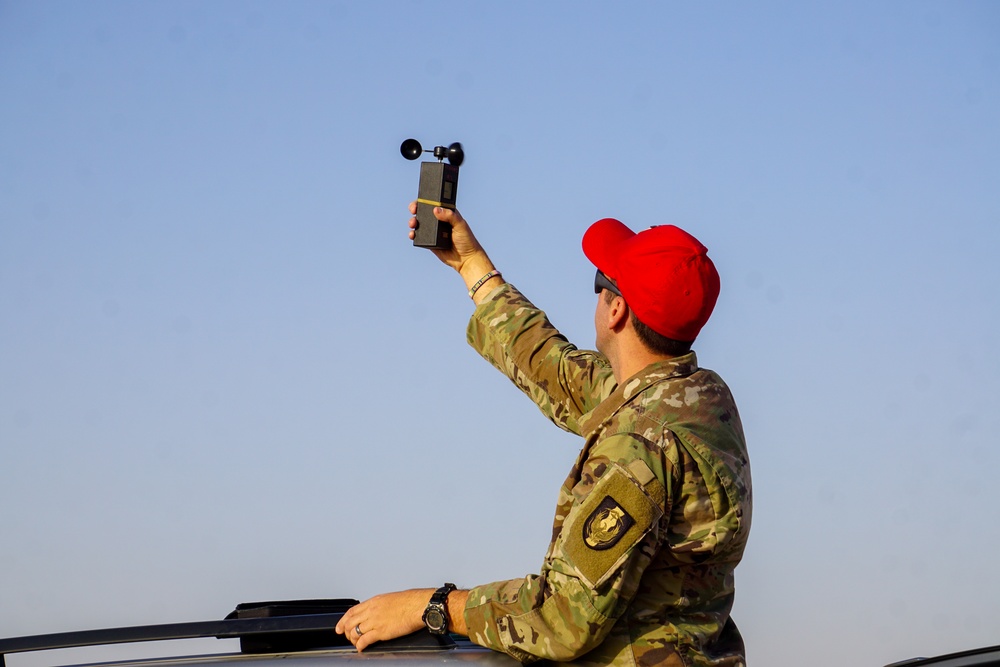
[425,608,446,631]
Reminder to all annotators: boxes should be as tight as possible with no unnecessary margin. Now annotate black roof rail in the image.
[0,600,456,667]
[0,614,332,667]
[883,643,1000,666]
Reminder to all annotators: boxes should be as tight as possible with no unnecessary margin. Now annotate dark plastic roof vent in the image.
[225,599,357,653]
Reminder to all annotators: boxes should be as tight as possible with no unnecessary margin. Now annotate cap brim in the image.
[582,218,635,279]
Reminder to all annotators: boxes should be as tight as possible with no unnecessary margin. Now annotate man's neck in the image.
[609,338,677,384]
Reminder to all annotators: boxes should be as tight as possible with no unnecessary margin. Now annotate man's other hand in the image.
[335,589,428,652]
[334,588,470,652]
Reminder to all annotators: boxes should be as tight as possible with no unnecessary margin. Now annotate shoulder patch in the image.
[563,462,664,588]
[583,496,635,550]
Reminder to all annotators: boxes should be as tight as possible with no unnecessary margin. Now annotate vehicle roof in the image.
[51,644,519,667]
[0,601,519,667]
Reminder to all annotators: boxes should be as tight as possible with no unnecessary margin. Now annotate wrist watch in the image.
[422,583,457,635]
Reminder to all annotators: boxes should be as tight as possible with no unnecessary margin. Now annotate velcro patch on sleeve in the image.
[563,462,663,589]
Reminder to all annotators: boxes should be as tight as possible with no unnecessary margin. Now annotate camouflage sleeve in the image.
[466,283,616,435]
[464,433,670,663]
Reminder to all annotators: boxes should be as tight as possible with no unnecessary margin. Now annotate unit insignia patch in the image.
[582,495,635,550]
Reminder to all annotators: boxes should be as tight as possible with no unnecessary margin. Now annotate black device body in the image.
[401,139,463,250]
[413,161,459,249]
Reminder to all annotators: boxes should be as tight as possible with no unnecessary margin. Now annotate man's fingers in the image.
[335,605,365,644]
[341,618,368,650]
[333,600,383,652]
[355,629,380,652]
[340,613,388,653]
[351,622,369,650]
[432,206,465,226]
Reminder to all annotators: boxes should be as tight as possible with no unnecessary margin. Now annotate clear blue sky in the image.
[2,2,998,666]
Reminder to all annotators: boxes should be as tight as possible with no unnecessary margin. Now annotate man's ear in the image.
[607,296,629,332]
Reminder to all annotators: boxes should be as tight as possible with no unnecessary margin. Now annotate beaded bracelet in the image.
[468,269,502,299]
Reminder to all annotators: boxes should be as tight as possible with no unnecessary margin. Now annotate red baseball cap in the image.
[582,218,720,341]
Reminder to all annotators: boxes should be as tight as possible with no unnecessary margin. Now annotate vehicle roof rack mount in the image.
[0,599,457,667]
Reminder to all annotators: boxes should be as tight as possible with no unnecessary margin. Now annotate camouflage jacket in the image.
[462,284,752,667]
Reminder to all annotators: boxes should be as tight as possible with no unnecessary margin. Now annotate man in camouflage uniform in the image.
[337,206,751,666]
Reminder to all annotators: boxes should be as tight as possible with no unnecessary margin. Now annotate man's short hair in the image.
[630,311,693,356]
[603,289,693,356]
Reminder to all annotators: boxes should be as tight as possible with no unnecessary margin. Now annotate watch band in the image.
[430,582,456,604]
[422,582,457,635]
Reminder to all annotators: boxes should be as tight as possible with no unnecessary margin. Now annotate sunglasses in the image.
[594,270,621,297]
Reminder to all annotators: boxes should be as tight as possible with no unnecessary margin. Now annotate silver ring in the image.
[355,624,364,637]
